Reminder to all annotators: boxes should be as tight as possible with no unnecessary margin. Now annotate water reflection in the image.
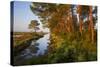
[18,42,39,59]
[15,33,50,60]
[36,33,50,55]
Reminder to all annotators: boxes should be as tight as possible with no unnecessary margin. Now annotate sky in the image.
[13,1,49,32]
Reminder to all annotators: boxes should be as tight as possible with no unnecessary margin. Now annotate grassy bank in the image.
[13,32,44,47]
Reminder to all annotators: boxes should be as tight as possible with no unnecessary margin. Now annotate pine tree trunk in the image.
[79,14,83,35]
[77,5,83,35]
[89,6,94,43]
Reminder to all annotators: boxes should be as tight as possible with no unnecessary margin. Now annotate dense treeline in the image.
[29,3,97,64]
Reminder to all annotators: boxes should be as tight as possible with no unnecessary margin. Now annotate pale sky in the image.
[13,1,49,32]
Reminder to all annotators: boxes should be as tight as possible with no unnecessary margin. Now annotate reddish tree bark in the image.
[89,6,94,42]
[77,5,83,35]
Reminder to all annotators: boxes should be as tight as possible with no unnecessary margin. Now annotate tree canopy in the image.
[28,20,40,32]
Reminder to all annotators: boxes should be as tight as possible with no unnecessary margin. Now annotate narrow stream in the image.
[14,33,50,61]
[36,33,50,55]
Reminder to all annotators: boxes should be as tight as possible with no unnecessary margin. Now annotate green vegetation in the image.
[48,32,97,63]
